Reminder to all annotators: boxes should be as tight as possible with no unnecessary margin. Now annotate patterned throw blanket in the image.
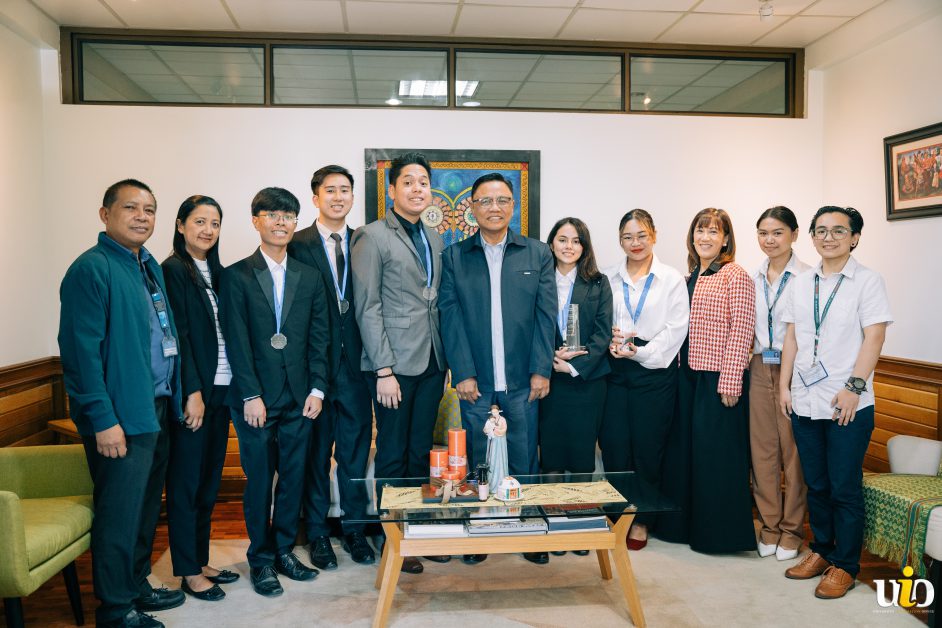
[863,473,942,577]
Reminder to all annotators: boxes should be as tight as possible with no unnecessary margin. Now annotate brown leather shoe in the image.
[815,566,855,599]
[784,552,829,579]
[400,557,423,574]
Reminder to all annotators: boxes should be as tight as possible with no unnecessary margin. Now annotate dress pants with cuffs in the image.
[81,397,170,624]
[303,358,374,538]
[791,406,874,578]
[600,350,676,528]
[460,387,540,476]
[748,354,806,550]
[166,385,230,576]
[231,384,311,569]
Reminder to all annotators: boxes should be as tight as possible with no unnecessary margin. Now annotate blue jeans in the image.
[459,388,539,476]
[791,406,874,577]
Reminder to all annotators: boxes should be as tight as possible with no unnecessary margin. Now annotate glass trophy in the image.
[563,303,586,351]
[612,300,635,349]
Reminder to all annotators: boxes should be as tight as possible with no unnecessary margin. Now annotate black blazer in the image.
[439,230,557,392]
[219,249,329,410]
[161,253,223,400]
[553,274,613,383]
[287,223,363,385]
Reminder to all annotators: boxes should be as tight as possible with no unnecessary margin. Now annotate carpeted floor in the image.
[149,536,924,627]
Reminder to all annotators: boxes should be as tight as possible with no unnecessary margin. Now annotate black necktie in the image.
[330,232,345,292]
[408,224,430,282]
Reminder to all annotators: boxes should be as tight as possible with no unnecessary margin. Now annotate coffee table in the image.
[350,471,675,628]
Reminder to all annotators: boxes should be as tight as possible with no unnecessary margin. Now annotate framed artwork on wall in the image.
[884,121,942,221]
[364,148,541,245]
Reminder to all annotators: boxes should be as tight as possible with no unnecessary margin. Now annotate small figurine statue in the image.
[484,405,508,487]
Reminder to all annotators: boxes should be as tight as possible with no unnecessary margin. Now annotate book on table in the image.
[465,518,548,536]
[540,504,610,532]
[403,522,468,538]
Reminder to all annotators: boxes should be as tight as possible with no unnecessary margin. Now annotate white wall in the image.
[0,23,52,365]
[819,12,942,363]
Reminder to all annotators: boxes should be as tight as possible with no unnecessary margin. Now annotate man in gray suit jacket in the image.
[350,152,447,574]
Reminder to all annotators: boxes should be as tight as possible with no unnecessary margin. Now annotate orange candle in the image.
[429,448,448,479]
[448,428,467,472]
[441,469,462,481]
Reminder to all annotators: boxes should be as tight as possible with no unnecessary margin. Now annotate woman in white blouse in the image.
[750,206,810,562]
[601,209,689,550]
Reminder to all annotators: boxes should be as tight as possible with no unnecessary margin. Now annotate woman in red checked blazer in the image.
[657,207,757,553]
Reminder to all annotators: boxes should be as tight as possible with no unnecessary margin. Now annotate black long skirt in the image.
[657,366,755,553]
[539,374,606,473]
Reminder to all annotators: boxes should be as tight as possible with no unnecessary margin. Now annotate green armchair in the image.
[0,444,94,627]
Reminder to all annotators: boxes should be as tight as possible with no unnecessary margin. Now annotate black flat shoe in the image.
[309,535,339,570]
[249,565,283,597]
[342,531,376,565]
[523,552,549,565]
[550,551,567,556]
[181,578,225,602]
[134,586,185,612]
[462,554,488,565]
[423,555,452,563]
[205,569,239,584]
[573,550,590,556]
[275,552,319,581]
[400,557,424,574]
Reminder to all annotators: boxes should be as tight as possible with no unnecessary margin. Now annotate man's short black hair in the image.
[470,172,514,199]
[251,187,300,217]
[102,178,154,208]
[388,152,431,185]
[311,165,354,194]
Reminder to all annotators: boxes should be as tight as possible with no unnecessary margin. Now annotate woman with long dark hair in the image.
[601,209,688,550]
[658,208,756,553]
[162,195,237,601]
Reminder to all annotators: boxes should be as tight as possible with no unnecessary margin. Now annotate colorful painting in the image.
[364,149,541,243]
[884,122,942,220]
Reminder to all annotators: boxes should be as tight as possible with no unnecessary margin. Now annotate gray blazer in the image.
[350,210,446,376]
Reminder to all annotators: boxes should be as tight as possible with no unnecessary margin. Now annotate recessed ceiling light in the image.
[398,80,479,98]
[385,98,402,106]
[643,96,652,105]
[462,101,481,107]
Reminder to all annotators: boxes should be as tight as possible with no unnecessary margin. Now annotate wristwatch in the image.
[845,376,867,395]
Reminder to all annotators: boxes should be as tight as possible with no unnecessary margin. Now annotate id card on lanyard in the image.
[797,273,844,387]
[761,271,791,364]
[141,261,178,358]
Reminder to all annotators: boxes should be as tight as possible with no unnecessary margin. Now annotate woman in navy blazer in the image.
[162,195,238,601]
[539,217,612,479]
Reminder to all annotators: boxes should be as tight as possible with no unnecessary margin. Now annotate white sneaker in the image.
[776,546,799,561]
[758,541,777,558]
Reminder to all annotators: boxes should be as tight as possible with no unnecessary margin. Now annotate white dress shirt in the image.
[604,255,689,370]
[782,256,892,420]
[752,253,810,353]
[555,267,579,377]
[315,219,348,300]
[193,258,232,386]
[260,249,324,400]
[484,234,508,391]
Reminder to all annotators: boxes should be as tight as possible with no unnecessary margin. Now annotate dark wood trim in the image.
[0,357,62,391]
[875,356,942,441]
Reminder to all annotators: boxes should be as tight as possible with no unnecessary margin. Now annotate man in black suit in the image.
[288,165,376,570]
[220,187,329,597]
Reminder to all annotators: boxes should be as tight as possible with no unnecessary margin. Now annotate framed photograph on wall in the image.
[364,149,540,245]
[884,121,942,221]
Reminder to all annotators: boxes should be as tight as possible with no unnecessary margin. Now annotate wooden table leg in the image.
[373,521,404,628]
[597,549,613,580]
[375,535,390,590]
[611,512,645,627]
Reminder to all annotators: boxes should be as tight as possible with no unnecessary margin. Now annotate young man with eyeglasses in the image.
[219,187,329,597]
[438,172,557,565]
[778,206,892,599]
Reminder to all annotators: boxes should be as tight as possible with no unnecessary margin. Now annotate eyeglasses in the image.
[812,227,850,240]
[620,233,649,244]
[257,212,298,224]
[472,196,513,209]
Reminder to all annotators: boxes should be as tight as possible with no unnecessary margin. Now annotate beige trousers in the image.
[749,353,807,549]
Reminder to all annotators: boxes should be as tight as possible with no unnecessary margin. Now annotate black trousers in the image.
[231,389,311,568]
[166,385,229,576]
[81,398,170,624]
[540,374,606,474]
[303,360,374,537]
[369,356,445,481]
[599,357,677,527]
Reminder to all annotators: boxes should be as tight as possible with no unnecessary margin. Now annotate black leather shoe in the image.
[573,550,591,556]
[134,587,185,612]
[462,554,488,565]
[523,552,549,564]
[309,536,339,570]
[342,531,376,565]
[275,552,319,581]
[181,577,225,602]
[249,565,284,597]
[423,555,452,563]
[100,609,164,628]
[401,557,424,573]
[550,551,567,556]
[205,569,240,584]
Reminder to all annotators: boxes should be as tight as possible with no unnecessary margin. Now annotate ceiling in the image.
[31,0,888,49]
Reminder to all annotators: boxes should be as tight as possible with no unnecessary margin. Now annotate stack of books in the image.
[541,504,610,533]
[465,518,548,536]
[403,522,468,538]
